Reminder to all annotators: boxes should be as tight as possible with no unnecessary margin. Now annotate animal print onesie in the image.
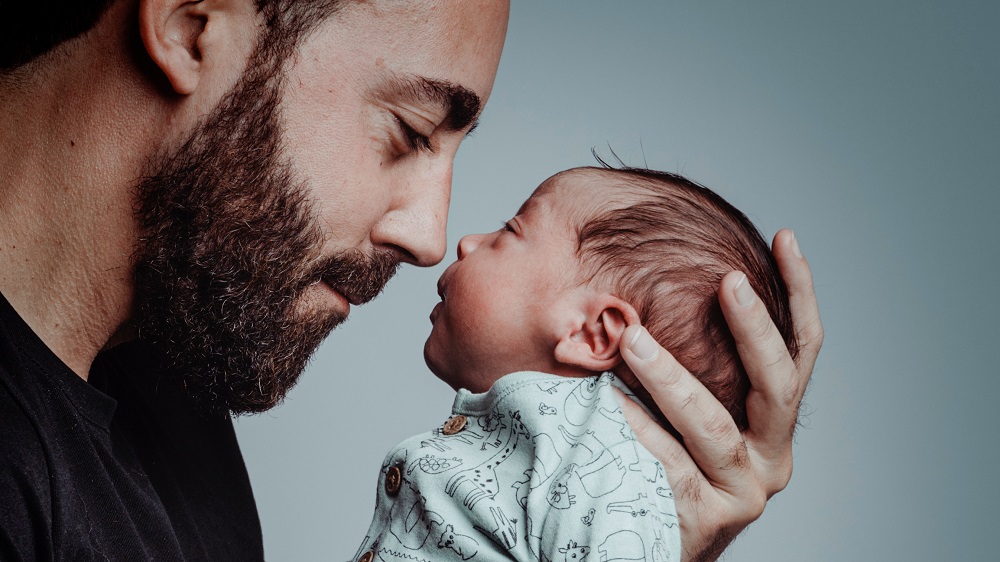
[352,372,680,562]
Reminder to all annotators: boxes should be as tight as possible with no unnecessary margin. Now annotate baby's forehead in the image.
[525,167,630,219]
[534,167,613,196]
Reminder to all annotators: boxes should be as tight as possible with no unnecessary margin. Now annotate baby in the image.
[352,166,797,562]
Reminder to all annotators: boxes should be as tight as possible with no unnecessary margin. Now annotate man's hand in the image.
[618,229,823,562]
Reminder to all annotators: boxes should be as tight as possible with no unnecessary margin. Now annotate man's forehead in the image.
[309,0,508,97]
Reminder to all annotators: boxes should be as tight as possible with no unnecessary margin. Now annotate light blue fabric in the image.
[353,371,680,562]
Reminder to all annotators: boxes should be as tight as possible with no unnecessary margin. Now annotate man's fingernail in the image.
[790,232,803,258]
[734,273,755,307]
[629,328,659,361]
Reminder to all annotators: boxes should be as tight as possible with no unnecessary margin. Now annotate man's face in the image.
[424,172,593,393]
[279,0,508,314]
[133,1,509,414]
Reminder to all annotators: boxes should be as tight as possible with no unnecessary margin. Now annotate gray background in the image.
[235,1,1000,560]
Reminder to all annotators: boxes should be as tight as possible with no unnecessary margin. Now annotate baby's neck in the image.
[461,363,602,394]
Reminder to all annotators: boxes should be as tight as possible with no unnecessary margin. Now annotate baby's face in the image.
[424,170,600,392]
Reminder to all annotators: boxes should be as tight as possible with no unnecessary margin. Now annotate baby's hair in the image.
[572,165,799,430]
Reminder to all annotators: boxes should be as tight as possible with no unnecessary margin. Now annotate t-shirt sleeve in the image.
[0,390,52,561]
[502,373,681,562]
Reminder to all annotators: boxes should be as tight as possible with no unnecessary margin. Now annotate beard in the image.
[132,39,398,416]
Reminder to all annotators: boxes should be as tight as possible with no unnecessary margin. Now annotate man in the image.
[0,1,823,560]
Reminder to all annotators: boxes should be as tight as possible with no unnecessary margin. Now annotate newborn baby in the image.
[352,166,797,562]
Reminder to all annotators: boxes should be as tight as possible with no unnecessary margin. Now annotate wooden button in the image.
[358,551,374,562]
[384,464,402,496]
[442,415,468,435]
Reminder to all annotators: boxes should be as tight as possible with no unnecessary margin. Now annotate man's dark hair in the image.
[0,1,116,70]
[575,166,799,430]
[0,0,343,72]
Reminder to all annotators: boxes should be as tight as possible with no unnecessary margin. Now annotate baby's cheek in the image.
[454,290,502,331]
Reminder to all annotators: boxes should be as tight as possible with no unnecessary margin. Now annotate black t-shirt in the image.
[0,293,264,560]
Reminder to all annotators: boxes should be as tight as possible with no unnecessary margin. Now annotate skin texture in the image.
[0,1,823,559]
[132,43,402,413]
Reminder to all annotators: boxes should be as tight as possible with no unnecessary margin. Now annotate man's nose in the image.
[456,233,486,260]
[371,163,452,267]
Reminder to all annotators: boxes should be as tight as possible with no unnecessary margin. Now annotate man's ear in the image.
[139,0,215,94]
[553,294,640,373]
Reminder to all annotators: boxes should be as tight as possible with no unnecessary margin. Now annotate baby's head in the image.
[424,166,798,429]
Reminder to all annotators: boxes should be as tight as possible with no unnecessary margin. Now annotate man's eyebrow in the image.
[384,74,482,133]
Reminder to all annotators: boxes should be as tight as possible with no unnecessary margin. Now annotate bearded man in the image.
[0,1,823,560]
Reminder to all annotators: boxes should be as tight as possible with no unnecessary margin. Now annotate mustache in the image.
[309,248,401,306]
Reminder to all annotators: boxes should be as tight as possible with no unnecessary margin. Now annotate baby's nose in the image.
[456,233,485,260]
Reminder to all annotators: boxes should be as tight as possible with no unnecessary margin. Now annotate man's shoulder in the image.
[0,369,50,477]
[0,369,52,550]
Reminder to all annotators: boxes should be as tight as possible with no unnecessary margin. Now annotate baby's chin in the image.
[427,363,500,395]
[422,340,465,391]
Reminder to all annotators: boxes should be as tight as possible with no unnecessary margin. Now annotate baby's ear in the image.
[553,294,639,372]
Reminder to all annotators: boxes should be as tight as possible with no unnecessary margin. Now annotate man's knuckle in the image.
[747,311,774,347]
[747,488,767,519]
[676,472,705,505]
[780,377,801,408]
[814,325,826,347]
[778,459,794,489]
[703,412,736,443]
[651,362,688,395]
[727,439,751,470]
[797,318,824,348]
[628,412,651,437]
[663,443,689,468]
[634,360,678,399]
[680,390,699,412]
[765,457,794,499]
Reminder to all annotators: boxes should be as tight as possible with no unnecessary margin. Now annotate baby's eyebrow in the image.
[380,73,482,133]
[516,195,541,216]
